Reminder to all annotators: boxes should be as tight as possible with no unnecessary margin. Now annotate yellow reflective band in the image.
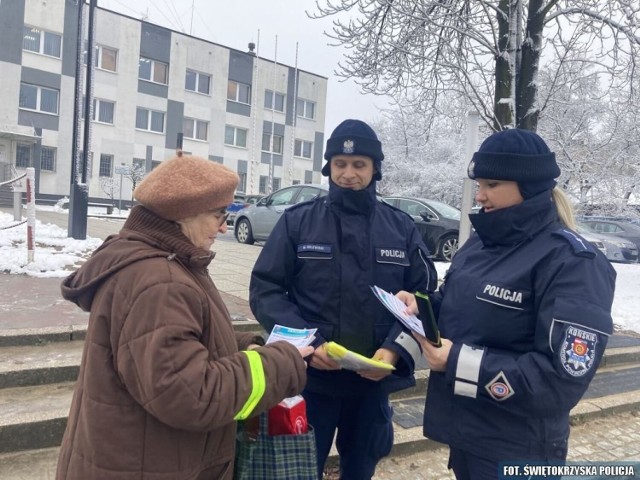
[234,350,266,420]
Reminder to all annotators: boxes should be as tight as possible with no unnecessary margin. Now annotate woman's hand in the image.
[359,348,398,381]
[308,344,341,370]
[395,290,419,316]
[412,333,453,372]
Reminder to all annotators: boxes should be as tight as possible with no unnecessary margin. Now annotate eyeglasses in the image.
[216,210,230,225]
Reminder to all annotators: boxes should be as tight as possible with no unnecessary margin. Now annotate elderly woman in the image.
[398,129,616,480]
[56,155,312,480]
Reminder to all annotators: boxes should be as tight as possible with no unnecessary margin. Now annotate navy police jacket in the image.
[426,192,616,461]
[250,182,436,396]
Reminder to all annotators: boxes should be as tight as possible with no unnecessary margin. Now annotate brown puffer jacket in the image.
[56,206,307,480]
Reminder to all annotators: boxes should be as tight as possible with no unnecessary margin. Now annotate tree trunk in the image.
[494,0,513,130]
[517,0,545,131]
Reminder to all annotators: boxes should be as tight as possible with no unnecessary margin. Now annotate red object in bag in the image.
[268,395,308,436]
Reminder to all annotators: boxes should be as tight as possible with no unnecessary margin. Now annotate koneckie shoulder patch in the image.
[559,325,598,377]
[552,228,596,258]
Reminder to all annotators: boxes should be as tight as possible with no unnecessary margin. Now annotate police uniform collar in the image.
[470,190,557,247]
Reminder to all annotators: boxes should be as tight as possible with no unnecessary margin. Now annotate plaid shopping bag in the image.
[234,413,317,480]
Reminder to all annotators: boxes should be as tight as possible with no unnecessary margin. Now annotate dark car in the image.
[383,196,460,261]
[579,218,640,256]
[234,184,329,244]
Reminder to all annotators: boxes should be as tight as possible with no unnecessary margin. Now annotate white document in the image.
[370,285,426,337]
[266,324,317,347]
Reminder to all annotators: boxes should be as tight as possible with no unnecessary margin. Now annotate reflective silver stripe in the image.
[394,331,421,365]
[476,296,525,311]
[454,380,477,398]
[456,344,484,383]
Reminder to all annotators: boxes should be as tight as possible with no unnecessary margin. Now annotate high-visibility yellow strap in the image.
[234,350,266,420]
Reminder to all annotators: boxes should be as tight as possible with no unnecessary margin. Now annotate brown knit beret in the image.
[134,155,239,221]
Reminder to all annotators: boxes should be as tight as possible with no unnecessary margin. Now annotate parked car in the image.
[578,218,640,254]
[245,194,264,206]
[576,223,638,263]
[383,196,460,261]
[234,184,329,244]
[226,193,265,226]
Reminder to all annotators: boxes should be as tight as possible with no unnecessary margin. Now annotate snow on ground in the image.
[0,207,112,277]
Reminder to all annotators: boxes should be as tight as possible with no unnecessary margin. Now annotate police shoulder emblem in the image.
[342,139,354,154]
[467,160,475,178]
[560,325,597,377]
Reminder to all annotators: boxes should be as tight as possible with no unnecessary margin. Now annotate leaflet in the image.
[370,285,426,336]
[324,341,395,372]
[266,324,317,348]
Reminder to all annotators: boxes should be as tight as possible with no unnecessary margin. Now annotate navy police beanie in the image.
[468,129,560,199]
[322,119,384,180]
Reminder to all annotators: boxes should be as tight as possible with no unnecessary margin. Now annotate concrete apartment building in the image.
[0,0,328,207]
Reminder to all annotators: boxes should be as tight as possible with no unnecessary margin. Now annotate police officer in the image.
[250,119,437,480]
[397,129,616,479]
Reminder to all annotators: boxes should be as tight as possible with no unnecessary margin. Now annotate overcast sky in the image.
[98,0,389,136]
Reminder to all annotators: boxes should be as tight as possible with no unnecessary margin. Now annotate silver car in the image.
[234,184,329,244]
[577,223,638,263]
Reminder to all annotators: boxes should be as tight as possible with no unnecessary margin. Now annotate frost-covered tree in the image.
[537,61,640,212]
[124,163,146,203]
[374,94,469,206]
[99,177,119,204]
[310,0,640,131]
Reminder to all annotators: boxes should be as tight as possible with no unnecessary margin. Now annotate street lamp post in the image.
[68,0,98,239]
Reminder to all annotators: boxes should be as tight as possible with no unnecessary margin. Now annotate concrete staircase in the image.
[1,324,640,478]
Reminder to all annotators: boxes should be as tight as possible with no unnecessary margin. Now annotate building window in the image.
[238,172,247,192]
[136,108,165,133]
[23,26,61,58]
[138,57,168,85]
[40,147,56,171]
[82,97,115,124]
[294,139,313,159]
[185,70,211,95]
[183,118,208,141]
[19,83,59,115]
[262,133,283,154]
[99,154,113,177]
[151,160,161,170]
[264,90,285,112]
[225,125,247,148]
[272,177,281,192]
[16,144,31,168]
[296,99,315,120]
[259,175,269,194]
[95,45,117,72]
[93,99,115,124]
[292,179,301,185]
[227,80,251,104]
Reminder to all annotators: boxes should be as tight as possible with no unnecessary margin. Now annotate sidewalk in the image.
[0,274,256,331]
[0,208,259,329]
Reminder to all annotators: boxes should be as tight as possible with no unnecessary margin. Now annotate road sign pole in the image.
[118,173,123,212]
[115,163,128,212]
